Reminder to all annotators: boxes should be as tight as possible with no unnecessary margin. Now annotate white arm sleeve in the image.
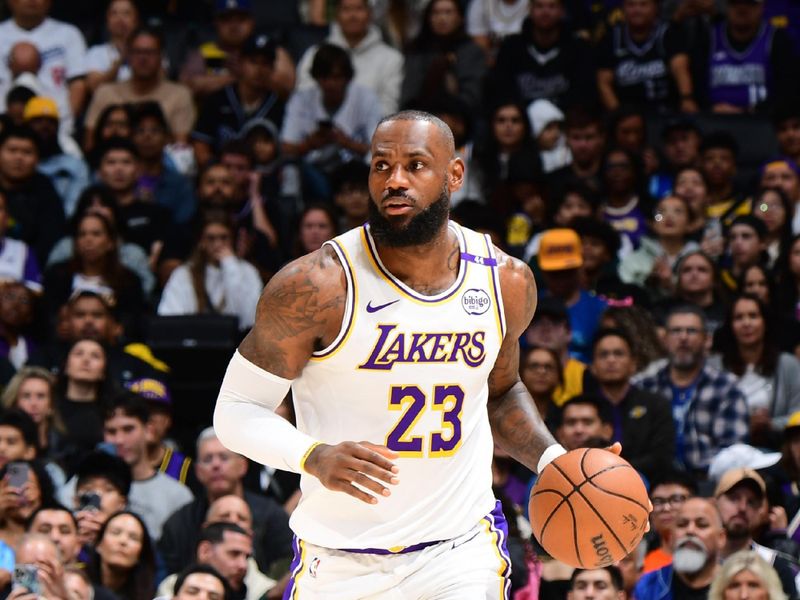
[213,351,320,474]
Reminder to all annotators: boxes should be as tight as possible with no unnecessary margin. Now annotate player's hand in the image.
[304,441,400,504]
[605,442,622,456]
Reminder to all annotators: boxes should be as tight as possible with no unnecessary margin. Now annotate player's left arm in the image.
[486,250,560,473]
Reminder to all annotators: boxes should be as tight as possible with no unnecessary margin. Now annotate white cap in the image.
[708,443,781,482]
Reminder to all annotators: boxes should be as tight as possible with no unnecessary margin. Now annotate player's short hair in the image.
[174,564,230,600]
[376,110,455,156]
[569,565,624,591]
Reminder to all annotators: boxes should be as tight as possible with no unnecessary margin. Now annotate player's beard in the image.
[368,184,450,247]
[672,536,709,574]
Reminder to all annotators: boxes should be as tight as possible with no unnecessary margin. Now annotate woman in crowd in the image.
[739,264,800,356]
[47,185,154,297]
[0,460,56,551]
[88,104,133,161]
[776,234,800,325]
[520,345,562,420]
[713,294,800,448]
[43,212,145,328]
[708,550,786,600]
[294,204,338,257]
[2,367,65,463]
[401,0,485,115]
[87,510,155,600]
[673,167,717,253]
[55,339,116,471]
[752,187,793,269]
[158,211,263,331]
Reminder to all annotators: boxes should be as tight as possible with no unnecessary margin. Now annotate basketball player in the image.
[214,111,569,598]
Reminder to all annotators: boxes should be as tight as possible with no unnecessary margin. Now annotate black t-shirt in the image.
[597,21,687,111]
[671,574,710,600]
[117,200,176,259]
[193,84,285,153]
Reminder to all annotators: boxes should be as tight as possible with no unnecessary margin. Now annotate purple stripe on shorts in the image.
[341,539,442,555]
[488,500,513,600]
[282,536,303,600]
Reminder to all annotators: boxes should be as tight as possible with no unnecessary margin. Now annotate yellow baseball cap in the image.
[23,96,59,121]
[786,411,800,431]
[538,228,583,271]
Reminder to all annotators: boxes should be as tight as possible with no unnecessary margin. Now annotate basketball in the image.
[529,448,650,569]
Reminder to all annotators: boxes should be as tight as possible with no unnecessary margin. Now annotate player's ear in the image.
[446,157,465,193]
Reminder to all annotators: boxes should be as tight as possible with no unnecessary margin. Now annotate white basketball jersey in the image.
[290,222,507,550]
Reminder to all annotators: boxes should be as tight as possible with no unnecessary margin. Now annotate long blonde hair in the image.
[708,550,787,600]
[1,367,65,434]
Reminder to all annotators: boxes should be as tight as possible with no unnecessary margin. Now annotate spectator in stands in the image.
[529,99,571,174]
[567,566,625,600]
[94,393,193,540]
[644,471,697,573]
[752,187,793,269]
[709,550,787,600]
[488,0,595,109]
[158,211,262,331]
[0,0,88,129]
[0,410,37,474]
[95,138,176,274]
[635,498,725,600]
[721,215,768,294]
[158,522,273,600]
[715,468,799,598]
[538,228,607,363]
[673,167,720,256]
[28,505,81,564]
[466,0,528,57]
[0,280,36,370]
[735,270,800,358]
[713,294,800,447]
[401,0,485,116]
[65,450,130,549]
[13,534,71,599]
[588,328,675,479]
[197,163,236,213]
[125,378,193,487]
[555,395,613,451]
[618,194,699,300]
[294,204,338,257]
[296,0,403,115]
[54,338,116,464]
[699,0,796,114]
[282,44,382,188]
[599,306,665,373]
[159,428,292,577]
[2,368,63,463]
[609,107,657,177]
[567,217,622,298]
[131,102,195,226]
[776,234,800,325]
[43,211,145,324]
[86,510,155,600]
[650,118,702,200]
[547,108,606,202]
[331,161,369,233]
[0,460,56,551]
[0,125,65,265]
[774,104,800,169]
[759,161,800,237]
[633,304,749,474]
[29,290,165,389]
[88,104,133,157]
[179,0,295,100]
[85,28,196,145]
[524,296,586,406]
[170,564,229,600]
[193,33,285,167]
[700,132,751,229]
[520,345,561,419]
[596,0,694,114]
[599,148,650,254]
[24,97,88,218]
[0,188,41,294]
[85,0,138,93]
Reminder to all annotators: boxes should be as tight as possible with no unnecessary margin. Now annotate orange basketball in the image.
[529,448,650,569]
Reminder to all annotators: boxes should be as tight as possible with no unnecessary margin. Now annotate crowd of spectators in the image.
[1,0,800,598]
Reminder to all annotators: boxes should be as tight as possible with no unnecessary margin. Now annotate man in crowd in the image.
[555,394,613,450]
[633,305,748,475]
[159,428,292,576]
[643,471,697,573]
[568,566,626,600]
[547,108,606,201]
[157,522,275,600]
[28,505,81,564]
[171,564,230,600]
[589,328,675,480]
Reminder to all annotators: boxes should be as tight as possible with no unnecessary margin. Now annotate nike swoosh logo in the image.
[366,299,400,313]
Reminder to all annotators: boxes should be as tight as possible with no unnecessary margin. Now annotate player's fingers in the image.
[356,442,400,473]
[606,442,622,456]
[354,458,400,485]
[349,471,392,497]
[338,480,380,505]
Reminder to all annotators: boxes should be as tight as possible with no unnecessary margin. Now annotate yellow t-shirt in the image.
[553,357,586,406]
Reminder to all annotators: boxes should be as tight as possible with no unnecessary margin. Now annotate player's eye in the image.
[411,161,425,170]
[373,161,388,172]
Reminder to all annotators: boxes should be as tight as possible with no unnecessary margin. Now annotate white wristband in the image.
[537,443,567,474]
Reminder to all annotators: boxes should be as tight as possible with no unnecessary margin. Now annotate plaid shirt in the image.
[632,360,749,472]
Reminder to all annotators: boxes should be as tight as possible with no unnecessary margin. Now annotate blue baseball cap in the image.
[215,0,251,14]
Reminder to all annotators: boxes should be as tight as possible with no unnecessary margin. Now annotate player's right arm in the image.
[213,247,399,504]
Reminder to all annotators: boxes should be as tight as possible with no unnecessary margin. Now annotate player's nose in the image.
[385,164,409,189]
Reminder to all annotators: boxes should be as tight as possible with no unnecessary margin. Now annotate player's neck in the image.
[374,226,460,296]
